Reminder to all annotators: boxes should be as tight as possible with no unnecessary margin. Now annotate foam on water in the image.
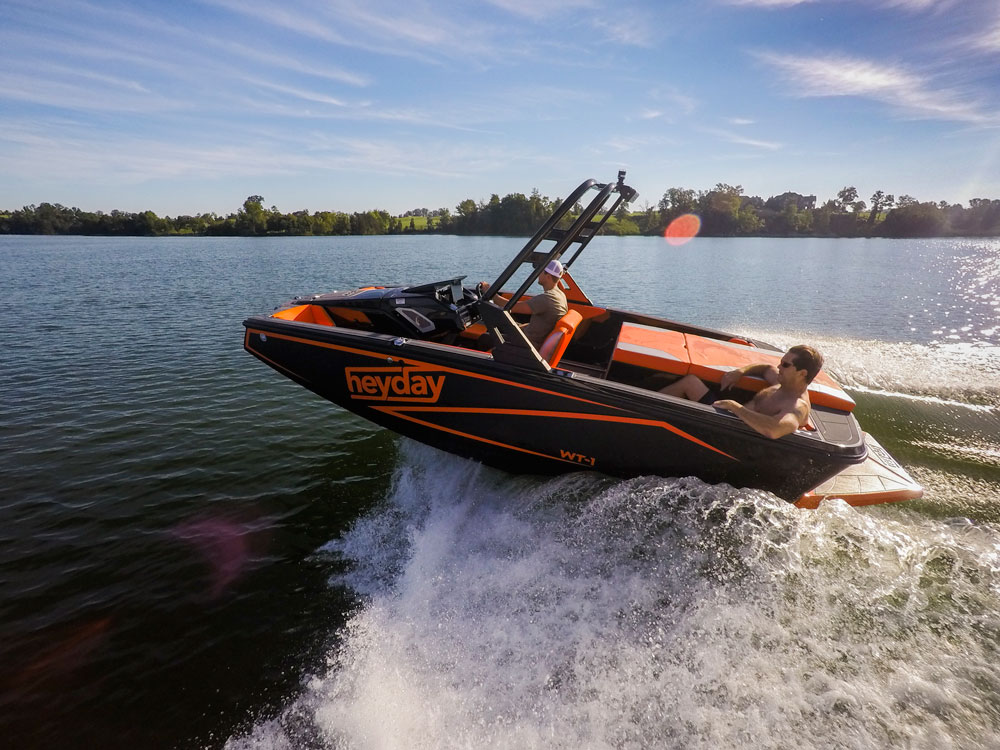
[229,443,1000,749]
[742,331,1000,409]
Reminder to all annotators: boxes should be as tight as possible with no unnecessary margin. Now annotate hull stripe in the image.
[374,406,583,465]
[372,405,736,461]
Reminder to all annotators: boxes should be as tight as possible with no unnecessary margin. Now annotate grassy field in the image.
[397,215,431,230]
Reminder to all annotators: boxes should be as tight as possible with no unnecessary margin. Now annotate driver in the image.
[508,259,569,348]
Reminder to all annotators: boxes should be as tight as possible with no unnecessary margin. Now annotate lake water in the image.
[1,234,999,748]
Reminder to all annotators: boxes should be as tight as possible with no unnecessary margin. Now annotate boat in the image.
[243,172,922,507]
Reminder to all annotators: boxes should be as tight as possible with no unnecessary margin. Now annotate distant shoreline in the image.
[4,189,999,239]
[3,230,998,240]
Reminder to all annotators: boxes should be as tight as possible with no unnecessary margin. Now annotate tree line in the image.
[2,185,999,239]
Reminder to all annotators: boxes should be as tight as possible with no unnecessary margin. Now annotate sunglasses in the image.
[779,361,796,369]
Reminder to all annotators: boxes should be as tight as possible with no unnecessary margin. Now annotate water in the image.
[1,235,998,748]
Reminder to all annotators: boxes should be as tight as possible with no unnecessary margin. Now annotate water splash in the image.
[229,443,1000,749]
[743,331,1000,408]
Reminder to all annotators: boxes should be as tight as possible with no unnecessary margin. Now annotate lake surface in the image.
[1,234,999,748]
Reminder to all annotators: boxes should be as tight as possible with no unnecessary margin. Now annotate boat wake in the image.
[743,331,1000,409]
[228,442,1000,749]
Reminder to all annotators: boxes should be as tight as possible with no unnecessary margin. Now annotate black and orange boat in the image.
[243,173,922,507]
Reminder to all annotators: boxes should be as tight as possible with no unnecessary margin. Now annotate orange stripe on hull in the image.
[373,405,736,461]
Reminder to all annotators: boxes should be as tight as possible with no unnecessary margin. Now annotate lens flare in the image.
[664,213,701,246]
[171,517,252,599]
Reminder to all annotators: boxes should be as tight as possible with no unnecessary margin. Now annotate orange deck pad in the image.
[613,323,855,412]
[612,323,690,374]
[686,336,786,392]
[271,304,335,326]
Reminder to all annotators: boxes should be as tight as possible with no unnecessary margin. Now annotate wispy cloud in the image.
[757,51,1000,125]
[486,0,596,22]
[31,0,371,87]
[705,127,782,150]
[724,0,814,7]
[245,79,350,108]
[648,87,699,119]
[485,0,653,46]
[26,62,151,94]
[882,0,958,11]
[201,0,351,47]
[0,114,502,192]
[602,135,675,154]
[203,0,495,63]
[591,10,657,46]
[726,0,957,10]
[196,38,371,88]
[0,73,186,114]
[971,21,1000,53]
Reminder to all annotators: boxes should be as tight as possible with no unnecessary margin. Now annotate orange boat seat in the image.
[612,323,855,412]
[538,310,583,368]
[612,323,690,374]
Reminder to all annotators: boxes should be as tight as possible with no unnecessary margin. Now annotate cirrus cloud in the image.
[757,51,999,125]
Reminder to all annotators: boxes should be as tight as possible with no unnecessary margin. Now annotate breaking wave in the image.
[228,442,1000,749]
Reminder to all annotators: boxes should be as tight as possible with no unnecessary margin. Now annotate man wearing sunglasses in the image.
[661,345,824,439]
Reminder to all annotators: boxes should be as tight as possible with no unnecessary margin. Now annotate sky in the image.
[2,0,1000,217]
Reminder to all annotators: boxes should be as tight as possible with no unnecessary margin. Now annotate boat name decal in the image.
[345,366,445,403]
[560,449,596,467]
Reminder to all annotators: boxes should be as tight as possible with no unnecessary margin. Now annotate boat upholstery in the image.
[272,304,335,326]
[538,309,583,368]
[613,322,855,412]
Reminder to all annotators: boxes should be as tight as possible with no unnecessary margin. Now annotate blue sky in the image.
[2,0,999,217]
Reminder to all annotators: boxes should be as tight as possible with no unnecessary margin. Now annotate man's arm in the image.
[719,362,779,391]
[510,294,548,317]
[510,299,531,315]
[712,398,808,439]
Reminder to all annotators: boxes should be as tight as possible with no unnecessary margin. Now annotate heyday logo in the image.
[345,366,445,403]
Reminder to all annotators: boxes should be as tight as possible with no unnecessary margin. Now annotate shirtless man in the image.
[661,345,824,439]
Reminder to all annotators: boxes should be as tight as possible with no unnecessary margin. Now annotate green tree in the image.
[658,187,697,221]
[456,199,478,220]
[737,201,764,234]
[880,202,946,237]
[867,190,894,227]
[698,184,743,235]
[236,195,268,235]
[836,186,859,211]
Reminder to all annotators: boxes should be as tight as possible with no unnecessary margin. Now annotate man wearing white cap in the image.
[512,258,568,349]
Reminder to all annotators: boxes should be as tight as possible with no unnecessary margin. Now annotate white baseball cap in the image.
[544,259,564,277]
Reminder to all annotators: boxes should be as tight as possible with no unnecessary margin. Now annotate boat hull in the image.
[244,318,866,502]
